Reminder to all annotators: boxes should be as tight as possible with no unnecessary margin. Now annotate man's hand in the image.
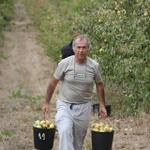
[99,105,107,118]
[42,101,49,116]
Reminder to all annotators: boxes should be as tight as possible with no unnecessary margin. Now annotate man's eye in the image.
[78,46,86,49]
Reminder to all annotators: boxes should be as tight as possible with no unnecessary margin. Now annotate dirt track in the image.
[0,1,57,150]
[0,1,150,150]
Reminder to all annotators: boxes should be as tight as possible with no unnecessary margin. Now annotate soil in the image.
[0,1,149,150]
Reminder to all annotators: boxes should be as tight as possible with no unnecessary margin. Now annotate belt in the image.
[69,102,87,110]
[61,100,89,110]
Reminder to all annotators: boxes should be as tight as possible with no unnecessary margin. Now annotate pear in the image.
[49,123,55,129]
[34,120,55,129]
[91,122,113,132]
[35,125,42,128]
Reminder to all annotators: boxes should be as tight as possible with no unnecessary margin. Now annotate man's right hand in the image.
[42,101,49,114]
[42,78,58,116]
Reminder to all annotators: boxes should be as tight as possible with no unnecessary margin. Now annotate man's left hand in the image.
[99,105,107,118]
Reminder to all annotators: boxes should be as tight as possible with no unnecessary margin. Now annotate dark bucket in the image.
[92,104,111,116]
[33,127,55,150]
[91,130,114,150]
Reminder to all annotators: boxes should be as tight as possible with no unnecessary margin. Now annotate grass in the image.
[10,85,45,111]
[11,86,45,100]
[11,87,23,98]
[0,130,16,138]
[0,52,8,60]
[0,0,14,45]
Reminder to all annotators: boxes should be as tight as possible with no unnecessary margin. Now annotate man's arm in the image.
[96,81,107,118]
[46,77,59,103]
[42,77,59,113]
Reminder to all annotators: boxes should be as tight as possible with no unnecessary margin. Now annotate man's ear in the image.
[73,48,76,53]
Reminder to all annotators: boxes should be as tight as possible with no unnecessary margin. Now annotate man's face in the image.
[74,40,89,62]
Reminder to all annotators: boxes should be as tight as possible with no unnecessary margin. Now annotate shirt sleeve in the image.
[94,62,103,83]
[54,59,68,80]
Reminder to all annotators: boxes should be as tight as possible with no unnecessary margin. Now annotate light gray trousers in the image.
[55,100,92,150]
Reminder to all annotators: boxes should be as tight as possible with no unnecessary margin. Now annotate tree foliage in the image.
[23,0,150,115]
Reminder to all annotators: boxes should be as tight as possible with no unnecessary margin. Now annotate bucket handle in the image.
[43,111,49,121]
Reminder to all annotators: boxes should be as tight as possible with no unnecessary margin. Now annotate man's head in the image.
[72,35,91,63]
[72,35,91,52]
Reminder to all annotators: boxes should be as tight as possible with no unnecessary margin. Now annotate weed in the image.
[0,52,7,60]
[0,130,16,137]
[11,87,23,98]
[0,0,14,44]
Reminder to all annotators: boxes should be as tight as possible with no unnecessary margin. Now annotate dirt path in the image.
[0,1,57,150]
[0,1,150,150]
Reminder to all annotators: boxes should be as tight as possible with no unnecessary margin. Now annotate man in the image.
[42,35,107,150]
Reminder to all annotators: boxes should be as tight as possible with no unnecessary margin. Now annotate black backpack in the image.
[61,40,74,59]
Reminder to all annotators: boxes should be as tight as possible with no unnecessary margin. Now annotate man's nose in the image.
[79,47,84,51]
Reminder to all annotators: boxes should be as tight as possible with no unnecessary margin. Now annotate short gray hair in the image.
[72,35,91,52]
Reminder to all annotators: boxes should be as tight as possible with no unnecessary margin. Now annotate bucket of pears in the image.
[33,120,55,150]
[91,122,114,150]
